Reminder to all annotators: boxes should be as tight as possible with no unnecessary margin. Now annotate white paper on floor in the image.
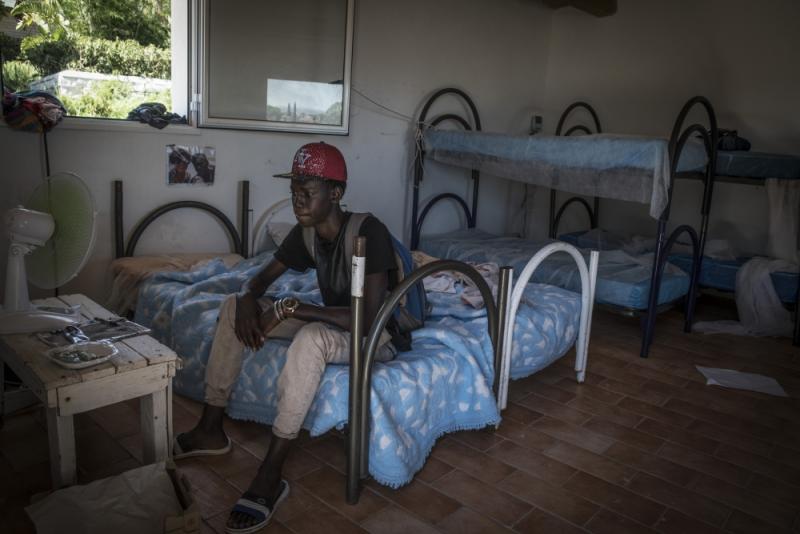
[696,366,787,397]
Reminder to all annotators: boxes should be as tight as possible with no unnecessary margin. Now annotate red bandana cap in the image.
[274,142,347,182]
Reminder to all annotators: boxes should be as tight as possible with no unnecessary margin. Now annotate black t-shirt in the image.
[274,213,398,307]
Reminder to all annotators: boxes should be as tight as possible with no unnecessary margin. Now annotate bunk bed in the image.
[411,87,718,357]
[550,108,800,345]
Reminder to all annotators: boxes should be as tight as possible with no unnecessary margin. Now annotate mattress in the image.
[716,151,800,180]
[669,254,798,303]
[423,129,708,219]
[420,229,689,310]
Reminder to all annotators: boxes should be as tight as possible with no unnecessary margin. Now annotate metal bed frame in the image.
[346,236,510,503]
[410,88,718,357]
[113,180,250,259]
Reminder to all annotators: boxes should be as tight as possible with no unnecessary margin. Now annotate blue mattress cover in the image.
[716,151,800,180]
[133,251,581,487]
[420,229,689,310]
[669,254,798,303]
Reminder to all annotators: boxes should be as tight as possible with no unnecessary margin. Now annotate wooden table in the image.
[0,294,178,488]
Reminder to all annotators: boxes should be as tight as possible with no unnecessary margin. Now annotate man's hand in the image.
[234,293,264,350]
[259,305,282,343]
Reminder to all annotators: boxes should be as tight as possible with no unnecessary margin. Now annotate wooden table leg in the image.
[141,386,168,463]
[46,407,76,488]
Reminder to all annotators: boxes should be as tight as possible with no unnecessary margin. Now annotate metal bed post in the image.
[114,180,124,259]
[640,97,717,357]
[240,181,250,258]
[549,102,603,239]
[346,260,498,504]
[346,236,366,504]
[794,281,800,346]
[493,267,512,398]
[411,88,482,249]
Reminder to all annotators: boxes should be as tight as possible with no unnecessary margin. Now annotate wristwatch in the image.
[281,297,300,317]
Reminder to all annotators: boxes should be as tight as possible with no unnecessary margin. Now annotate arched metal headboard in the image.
[411,87,482,249]
[549,101,603,239]
[114,180,250,258]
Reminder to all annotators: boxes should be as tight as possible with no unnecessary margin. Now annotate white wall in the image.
[0,0,553,305]
[540,0,800,255]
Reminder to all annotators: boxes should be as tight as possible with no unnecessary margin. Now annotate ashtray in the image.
[44,341,118,370]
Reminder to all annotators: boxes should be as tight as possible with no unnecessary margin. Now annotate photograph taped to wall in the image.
[167,145,216,185]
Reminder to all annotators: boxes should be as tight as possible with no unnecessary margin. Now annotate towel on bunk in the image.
[135,253,499,488]
[423,129,708,219]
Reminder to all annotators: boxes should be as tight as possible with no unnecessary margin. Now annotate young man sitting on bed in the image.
[173,141,408,534]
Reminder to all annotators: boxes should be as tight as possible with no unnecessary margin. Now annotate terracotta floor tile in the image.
[690,473,796,530]
[436,506,514,534]
[283,500,369,534]
[656,442,752,487]
[531,416,614,454]
[544,440,636,487]
[486,440,576,486]
[684,418,774,457]
[87,401,141,439]
[367,477,460,524]
[273,483,324,523]
[563,471,665,526]
[584,507,657,534]
[513,506,587,534]
[526,380,578,404]
[497,469,599,526]
[360,505,440,534]
[652,508,725,534]
[449,428,506,452]
[432,469,531,526]
[518,394,592,426]
[603,442,695,489]
[583,417,663,452]
[596,378,670,406]
[663,398,778,444]
[430,438,515,484]
[746,473,800,507]
[715,442,800,486]
[616,398,694,428]
[495,418,559,452]
[626,472,730,528]
[198,443,260,481]
[566,396,643,428]
[301,433,347,473]
[176,458,242,519]
[724,510,793,534]
[771,445,800,469]
[553,377,626,405]
[414,455,454,484]
[296,465,389,523]
[501,402,544,425]
[635,418,719,455]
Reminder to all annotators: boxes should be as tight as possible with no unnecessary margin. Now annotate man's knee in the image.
[218,294,237,326]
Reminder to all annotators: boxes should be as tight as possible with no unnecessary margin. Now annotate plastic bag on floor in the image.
[26,462,185,534]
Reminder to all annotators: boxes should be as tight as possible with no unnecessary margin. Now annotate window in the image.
[195,0,354,134]
[0,0,186,122]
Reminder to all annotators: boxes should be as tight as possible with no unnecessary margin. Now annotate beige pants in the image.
[204,294,395,439]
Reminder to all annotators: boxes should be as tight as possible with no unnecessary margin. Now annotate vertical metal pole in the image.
[346,236,366,504]
[548,190,557,238]
[641,219,667,357]
[114,180,124,258]
[493,267,512,401]
[593,197,600,228]
[240,181,250,258]
[794,277,800,346]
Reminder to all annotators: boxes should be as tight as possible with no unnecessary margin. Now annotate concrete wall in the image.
[540,0,800,255]
[0,0,553,305]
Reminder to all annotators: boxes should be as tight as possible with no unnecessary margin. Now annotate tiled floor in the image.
[2,299,800,533]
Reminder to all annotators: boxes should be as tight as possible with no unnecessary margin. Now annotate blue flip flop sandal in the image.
[226,480,290,534]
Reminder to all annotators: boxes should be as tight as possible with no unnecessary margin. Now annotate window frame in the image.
[192,0,354,135]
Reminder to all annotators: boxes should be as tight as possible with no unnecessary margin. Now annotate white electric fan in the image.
[1,172,97,334]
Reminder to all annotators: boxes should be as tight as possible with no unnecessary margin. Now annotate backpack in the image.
[302,212,427,332]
